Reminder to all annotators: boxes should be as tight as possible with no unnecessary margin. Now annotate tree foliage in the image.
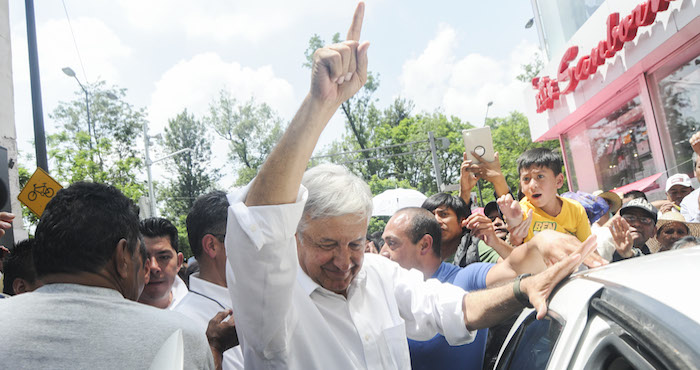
[515,52,544,83]
[47,81,146,201]
[206,90,284,186]
[159,109,220,257]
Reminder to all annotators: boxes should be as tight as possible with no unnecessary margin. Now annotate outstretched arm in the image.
[245,3,369,207]
[462,234,596,329]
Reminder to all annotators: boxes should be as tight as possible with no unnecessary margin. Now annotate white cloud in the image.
[398,25,540,126]
[117,0,364,43]
[148,52,296,132]
[13,17,131,87]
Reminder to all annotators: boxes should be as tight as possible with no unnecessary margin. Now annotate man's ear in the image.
[201,234,219,259]
[114,239,130,279]
[12,278,28,295]
[419,234,433,256]
[555,173,565,189]
[176,252,184,269]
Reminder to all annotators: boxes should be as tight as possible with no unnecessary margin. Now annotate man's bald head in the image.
[391,207,442,257]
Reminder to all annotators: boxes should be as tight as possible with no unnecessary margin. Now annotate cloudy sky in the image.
[9,0,540,189]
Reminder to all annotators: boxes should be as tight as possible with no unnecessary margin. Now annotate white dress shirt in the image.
[167,275,189,310]
[174,273,244,369]
[225,184,475,369]
[681,188,700,222]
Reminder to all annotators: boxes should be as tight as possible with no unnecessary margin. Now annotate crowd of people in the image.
[1,3,698,369]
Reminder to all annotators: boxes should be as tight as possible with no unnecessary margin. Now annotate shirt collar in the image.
[188,272,231,306]
[296,264,368,298]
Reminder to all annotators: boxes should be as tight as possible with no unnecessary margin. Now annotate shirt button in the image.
[251,224,258,232]
[364,335,370,342]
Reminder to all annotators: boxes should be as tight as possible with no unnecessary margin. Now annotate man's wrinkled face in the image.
[380,213,421,270]
[621,209,657,247]
[657,222,689,252]
[296,214,367,296]
[432,206,463,243]
[139,236,182,303]
[667,185,693,206]
[486,209,508,240]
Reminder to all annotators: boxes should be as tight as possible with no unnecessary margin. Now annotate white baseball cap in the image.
[665,174,692,192]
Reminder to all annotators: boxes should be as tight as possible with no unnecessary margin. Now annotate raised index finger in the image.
[346,2,365,41]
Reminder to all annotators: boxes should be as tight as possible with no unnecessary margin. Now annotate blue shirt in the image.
[408,262,494,370]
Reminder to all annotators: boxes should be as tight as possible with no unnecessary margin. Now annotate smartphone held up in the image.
[462,127,495,163]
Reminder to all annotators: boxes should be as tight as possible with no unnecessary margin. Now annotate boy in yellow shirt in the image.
[499,148,591,244]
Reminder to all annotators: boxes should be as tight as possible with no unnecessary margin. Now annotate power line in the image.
[61,0,89,83]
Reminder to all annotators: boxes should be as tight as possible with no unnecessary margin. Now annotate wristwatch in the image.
[513,273,534,308]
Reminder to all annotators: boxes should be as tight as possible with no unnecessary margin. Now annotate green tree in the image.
[516,52,544,83]
[206,90,284,186]
[159,109,220,257]
[48,81,146,200]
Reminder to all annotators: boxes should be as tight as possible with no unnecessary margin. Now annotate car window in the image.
[496,311,564,370]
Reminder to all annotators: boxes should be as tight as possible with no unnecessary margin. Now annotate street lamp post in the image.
[62,67,93,152]
[143,121,193,217]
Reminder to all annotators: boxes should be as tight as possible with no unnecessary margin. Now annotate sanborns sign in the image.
[532,0,675,113]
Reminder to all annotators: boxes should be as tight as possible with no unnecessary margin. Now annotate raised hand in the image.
[609,216,634,258]
[310,2,369,107]
[459,152,478,203]
[690,132,700,156]
[497,194,524,229]
[0,212,14,239]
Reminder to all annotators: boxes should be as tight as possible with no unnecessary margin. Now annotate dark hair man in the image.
[1,239,43,295]
[138,217,187,309]
[175,191,244,369]
[0,182,214,369]
[222,4,597,368]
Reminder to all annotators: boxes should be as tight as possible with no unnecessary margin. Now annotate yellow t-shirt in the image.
[520,196,592,243]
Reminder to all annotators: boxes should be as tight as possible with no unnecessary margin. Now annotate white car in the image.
[494,247,700,370]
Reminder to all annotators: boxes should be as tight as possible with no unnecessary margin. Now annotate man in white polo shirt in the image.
[174,191,244,369]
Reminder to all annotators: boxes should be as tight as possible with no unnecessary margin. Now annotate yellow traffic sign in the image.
[18,168,63,217]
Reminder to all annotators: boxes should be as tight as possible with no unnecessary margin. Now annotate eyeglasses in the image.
[622,214,654,225]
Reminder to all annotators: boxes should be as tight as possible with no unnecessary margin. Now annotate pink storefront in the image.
[524,0,700,200]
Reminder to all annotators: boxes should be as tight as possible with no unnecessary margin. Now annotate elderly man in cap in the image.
[603,198,659,261]
[657,174,694,213]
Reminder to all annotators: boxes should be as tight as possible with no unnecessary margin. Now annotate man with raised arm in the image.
[225,3,592,369]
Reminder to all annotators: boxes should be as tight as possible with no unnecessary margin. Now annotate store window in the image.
[535,0,604,60]
[563,96,660,192]
[650,51,700,178]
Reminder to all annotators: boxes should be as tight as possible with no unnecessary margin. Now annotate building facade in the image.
[525,0,700,199]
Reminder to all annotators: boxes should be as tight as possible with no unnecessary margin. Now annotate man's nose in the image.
[148,257,159,273]
[379,244,390,259]
[333,245,354,271]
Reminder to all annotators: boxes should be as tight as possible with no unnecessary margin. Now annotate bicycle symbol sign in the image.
[18,168,63,217]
